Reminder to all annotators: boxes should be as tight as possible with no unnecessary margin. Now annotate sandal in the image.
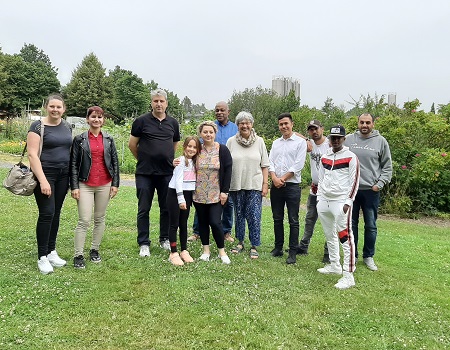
[231,243,244,254]
[168,252,184,266]
[180,250,194,263]
[250,249,259,259]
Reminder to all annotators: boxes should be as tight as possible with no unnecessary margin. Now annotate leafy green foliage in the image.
[106,66,150,123]
[63,53,110,116]
[0,44,60,115]
[228,86,300,138]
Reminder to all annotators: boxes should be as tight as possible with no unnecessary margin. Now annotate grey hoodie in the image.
[344,130,392,190]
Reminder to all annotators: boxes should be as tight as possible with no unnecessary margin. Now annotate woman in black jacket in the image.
[70,106,120,268]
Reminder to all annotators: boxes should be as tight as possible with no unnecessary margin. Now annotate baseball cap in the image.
[329,125,346,137]
[307,120,323,129]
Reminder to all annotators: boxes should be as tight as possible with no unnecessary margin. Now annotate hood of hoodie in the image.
[353,129,380,139]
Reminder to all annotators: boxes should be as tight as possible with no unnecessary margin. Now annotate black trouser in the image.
[167,188,193,253]
[34,166,69,258]
[270,183,301,250]
[135,174,170,246]
[193,202,224,249]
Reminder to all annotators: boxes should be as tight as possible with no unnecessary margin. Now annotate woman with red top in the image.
[70,106,120,268]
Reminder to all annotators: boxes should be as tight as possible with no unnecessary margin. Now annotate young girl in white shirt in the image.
[167,136,201,266]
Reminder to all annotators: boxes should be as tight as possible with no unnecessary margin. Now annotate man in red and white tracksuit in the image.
[317,125,360,290]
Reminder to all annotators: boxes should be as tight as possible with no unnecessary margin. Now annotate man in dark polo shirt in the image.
[128,89,180,257]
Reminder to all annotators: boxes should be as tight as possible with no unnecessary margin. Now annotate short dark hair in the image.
[278,112,292,121]
[358,113,374,122]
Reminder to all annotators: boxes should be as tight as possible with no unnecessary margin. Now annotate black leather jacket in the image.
[70,131,120,190]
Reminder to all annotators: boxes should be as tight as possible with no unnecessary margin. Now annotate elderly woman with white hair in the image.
[226,111,269,259]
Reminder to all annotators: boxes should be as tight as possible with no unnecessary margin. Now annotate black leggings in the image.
[167,189,193,253]
[34,166,69,258]
[193,202,224,249]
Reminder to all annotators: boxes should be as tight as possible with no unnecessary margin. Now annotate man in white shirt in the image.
[269,113,307,264]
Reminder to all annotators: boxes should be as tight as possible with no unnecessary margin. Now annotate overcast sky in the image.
[1,0,449,111]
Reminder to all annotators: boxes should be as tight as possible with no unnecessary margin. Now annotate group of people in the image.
[27,94,120,274]
[26,91,392,291]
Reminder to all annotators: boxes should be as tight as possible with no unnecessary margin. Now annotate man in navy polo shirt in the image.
[129,89,180,257]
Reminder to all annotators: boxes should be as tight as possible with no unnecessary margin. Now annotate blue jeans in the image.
[135,174,171,246]
[192,195,234,235]
[270,183,301,250]
[352,189,380,258]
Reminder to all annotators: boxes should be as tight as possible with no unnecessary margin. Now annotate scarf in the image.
[235,128,257,147]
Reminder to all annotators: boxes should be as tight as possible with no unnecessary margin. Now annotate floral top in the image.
[193,143,221,204]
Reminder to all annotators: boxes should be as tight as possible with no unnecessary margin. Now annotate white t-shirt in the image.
[310,139,330,192]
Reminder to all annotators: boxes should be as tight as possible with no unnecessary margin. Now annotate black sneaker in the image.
[271,248,284,257]
[74,255,85,269]
[89,249,102,263]
[296,247,308,255]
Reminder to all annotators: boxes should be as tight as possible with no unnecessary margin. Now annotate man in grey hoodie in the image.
[345,113,392,271]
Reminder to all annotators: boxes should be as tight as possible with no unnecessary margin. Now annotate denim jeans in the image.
[270,183,301,250]
[34,166,69,258]
[352,189,380,258]
[298,194,328,255]
[135,174,171,246]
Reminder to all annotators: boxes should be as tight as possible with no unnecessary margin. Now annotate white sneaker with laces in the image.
[363,257,378,271]
[139,245,150,257]
[160,239,170,250]
[317,264,342,275]
[38,256,54,275]
[218,254,231,265]
[334,272,355,290]
[199,253,210,262]
[47,250,66,267]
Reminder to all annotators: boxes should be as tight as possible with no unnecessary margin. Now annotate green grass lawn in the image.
[0,168,449,350]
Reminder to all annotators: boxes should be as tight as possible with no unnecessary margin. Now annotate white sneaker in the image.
[363,257,378,271]
[160,239,170,250]
[38,256,54,275]
[334,272,355,290]
[317,264,342,275]
[218,254,231,265]
[47,250,66,267]
[139,245,150,257]
[199,253,210,262]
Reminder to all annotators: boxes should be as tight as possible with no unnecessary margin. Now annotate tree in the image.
[63,53,109,116]
[228,86,300,139]
[0,45,60,115]
[106,66,149,122]
[19,43,54,69]
[181,96,193,114]
[430,102,435,114]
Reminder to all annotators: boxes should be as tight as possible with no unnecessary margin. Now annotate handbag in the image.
[3,121,44,196]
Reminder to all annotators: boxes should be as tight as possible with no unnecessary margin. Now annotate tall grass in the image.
[0,168,449,349]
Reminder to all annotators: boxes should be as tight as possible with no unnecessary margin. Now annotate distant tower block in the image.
[272,76,301,100]
[388,92,397,106]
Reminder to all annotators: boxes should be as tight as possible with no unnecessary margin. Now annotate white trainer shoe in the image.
[334,272,355,290]
[363,257,378,271]
[199,253,210,262]
[47,250,66,267]
[160,239,170,250]
[218,254,231,265]
[38,256,54,275]
[139,245,150,257]
[317,264,342,275]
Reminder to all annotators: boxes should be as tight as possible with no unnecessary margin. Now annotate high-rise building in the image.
[388,92,397,106]
[272,76,301,100]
